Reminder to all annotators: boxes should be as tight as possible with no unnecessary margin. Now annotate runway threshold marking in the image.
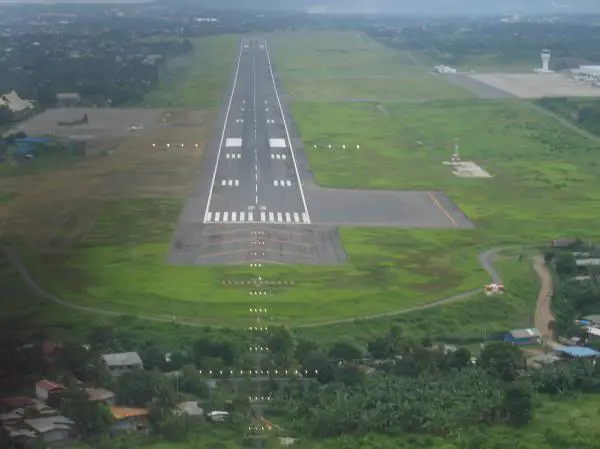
[264,40,311,224]
[427,192,459,228]
[202,40,244,223]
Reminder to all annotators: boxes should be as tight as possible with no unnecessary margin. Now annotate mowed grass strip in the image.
[267,30,472,100]
[140,34,238,108]
[303,255,540,343]
[29,200,486,326]
[296,99,600,243]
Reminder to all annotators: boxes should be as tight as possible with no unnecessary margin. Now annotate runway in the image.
[203,38,310,224]
[169,38,473,266]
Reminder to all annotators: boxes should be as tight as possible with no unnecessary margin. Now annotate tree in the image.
[334,363,367,386]
[302,350,334,383]
[179,364,207,397]
[265,326,295,364]
[447,347,472,370]
[503,381,533,426]
[117,368,176,407]
[62,387,113,438]
[480,342,526,382]
[328,336,365,362]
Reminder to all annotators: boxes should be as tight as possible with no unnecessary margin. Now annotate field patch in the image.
[267,30,472,101]
[140,35,238,108]
[296,99,600,243]
[30,227,486,327]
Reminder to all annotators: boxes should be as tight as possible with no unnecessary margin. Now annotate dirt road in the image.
[532,255,560,348]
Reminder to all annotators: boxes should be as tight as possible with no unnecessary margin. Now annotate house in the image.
[0,90,34,113]
[554,346,600,359]
[504,328,541,345]
[25,415,75,444]
[35,380,67,403]
[101,352,143,377]
[586,327,600,342]
[56,92,81,107]
[110,406,149,434]
[575,258,600,267]
[176,401,203,418]
[0,397,38,414]
[551,239,578,248]
[85,388,116,405]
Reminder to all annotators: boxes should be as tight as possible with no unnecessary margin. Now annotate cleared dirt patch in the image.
[0,109,215,249]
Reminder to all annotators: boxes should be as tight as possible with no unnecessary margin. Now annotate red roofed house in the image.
[35,380,67,403]
[0,397,38,414]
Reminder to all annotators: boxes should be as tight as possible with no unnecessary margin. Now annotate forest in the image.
[365,21,600,69]
[3,301,600,449]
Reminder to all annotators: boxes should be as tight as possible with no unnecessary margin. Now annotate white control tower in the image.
[537,49,553,73]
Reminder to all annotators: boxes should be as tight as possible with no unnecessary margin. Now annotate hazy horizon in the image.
[2,0,600,16]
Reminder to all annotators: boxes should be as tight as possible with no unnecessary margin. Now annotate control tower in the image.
[535,49,553,73]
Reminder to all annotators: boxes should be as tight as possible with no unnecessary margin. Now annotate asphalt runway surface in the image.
[169,38,474,266]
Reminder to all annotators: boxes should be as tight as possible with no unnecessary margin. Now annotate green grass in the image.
[301,253,540,343]
[7,30,576,335]
[27,209,487,326]
[0,144,85,178]
[139,34,238,108]
[0,191,17,203]
[267,30,472,100]
[296,99,600,243]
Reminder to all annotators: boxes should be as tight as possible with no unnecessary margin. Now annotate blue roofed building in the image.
[554,346,600,359]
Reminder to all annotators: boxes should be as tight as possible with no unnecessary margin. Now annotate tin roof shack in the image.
[101,352,143,377]
[35,380,67,404]
[0,397,39,415]
[554,346,600,360]
[25,415,75,444]
[110,406,149,434]
[85,388,116,405]
[504,328,541,345]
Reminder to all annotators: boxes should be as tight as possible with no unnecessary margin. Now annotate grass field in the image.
[296,99,600,243]
[25,203,487,326]
[268,30,473,101]
[139,34,238,108]
[3,30,574,334]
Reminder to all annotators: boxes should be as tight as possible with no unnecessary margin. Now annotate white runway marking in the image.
[269,138,286,148]
[205,210,307,223]
[225,138,242,147]
[226,153,241,159]
[264,41,311,223]
[221,179,239,187]
[273,180,292,187]
[202,41,244,223]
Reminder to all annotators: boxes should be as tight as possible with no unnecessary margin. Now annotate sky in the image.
[2,0,600,15]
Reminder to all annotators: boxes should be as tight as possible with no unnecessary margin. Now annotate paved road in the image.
[203,38,310,225]
[2,243,539,328]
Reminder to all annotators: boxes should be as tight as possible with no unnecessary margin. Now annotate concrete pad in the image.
[225,138,242,147]
[442,161,492,178]
[305,187,473,228]
[469,73,600,98]
[269,138,286,148]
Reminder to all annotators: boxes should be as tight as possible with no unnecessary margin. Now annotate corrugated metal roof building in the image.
[504,328,541,345]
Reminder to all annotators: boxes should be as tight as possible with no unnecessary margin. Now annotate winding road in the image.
[1,244,547,329]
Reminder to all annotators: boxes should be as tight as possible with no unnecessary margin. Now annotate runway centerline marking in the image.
[428,192,459,228]
[203,40,244,223]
